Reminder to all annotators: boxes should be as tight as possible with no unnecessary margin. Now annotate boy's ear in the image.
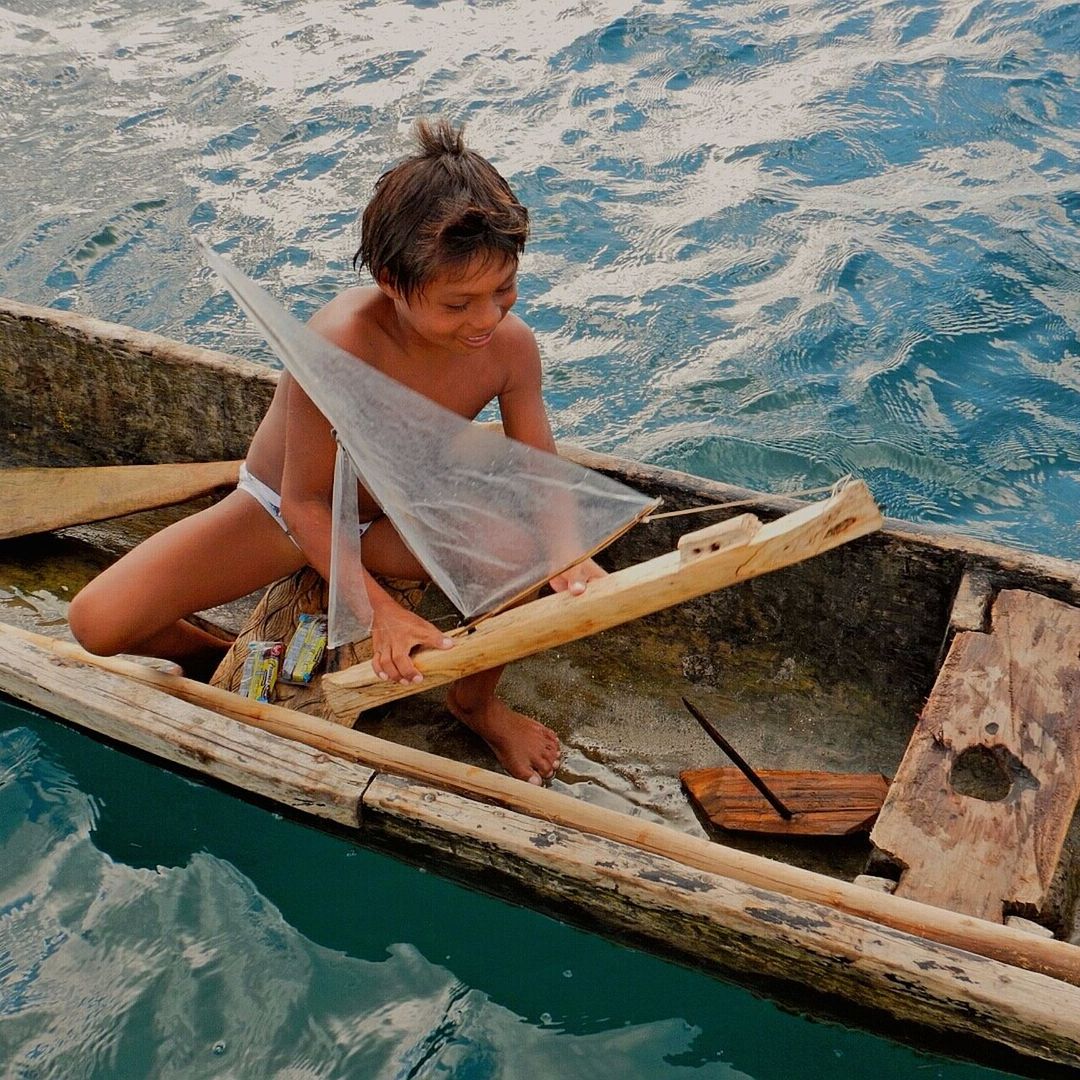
[375,274,403,302]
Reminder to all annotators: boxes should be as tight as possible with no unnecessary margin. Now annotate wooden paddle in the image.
[0,460,243,540]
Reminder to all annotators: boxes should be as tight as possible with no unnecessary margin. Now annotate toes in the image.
[537,752,561,783]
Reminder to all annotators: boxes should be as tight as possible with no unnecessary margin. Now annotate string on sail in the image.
[199,241,659,647]
[643,477,858,521]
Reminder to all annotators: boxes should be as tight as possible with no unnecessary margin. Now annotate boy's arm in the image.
[496,323,606,595]
[277,375,337,580]
[278,321,451,684]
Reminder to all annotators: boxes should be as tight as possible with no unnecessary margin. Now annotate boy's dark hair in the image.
[354,118,529,298]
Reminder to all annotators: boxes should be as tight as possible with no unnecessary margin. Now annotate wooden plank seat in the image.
[869,589,1080,925]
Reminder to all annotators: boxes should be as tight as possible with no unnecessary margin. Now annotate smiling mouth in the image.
[464,332,494,347]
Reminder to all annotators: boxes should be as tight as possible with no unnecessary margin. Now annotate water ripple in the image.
[0,728,747,1078]
[1,0,1079,561]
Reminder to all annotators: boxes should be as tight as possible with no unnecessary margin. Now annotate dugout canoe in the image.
[3,295,1080,1074]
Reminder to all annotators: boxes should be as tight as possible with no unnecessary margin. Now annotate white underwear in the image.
[237,462,288,532]
[237,463,375,541]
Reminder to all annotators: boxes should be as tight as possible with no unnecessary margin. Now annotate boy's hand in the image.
[549,557,606,596]
[370,603,454,684]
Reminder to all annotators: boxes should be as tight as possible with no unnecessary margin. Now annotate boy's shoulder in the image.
[308,285,387,352]
[495,311,536,349]
[310,284,383,327]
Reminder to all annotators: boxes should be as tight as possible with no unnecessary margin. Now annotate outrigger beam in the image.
[321,479,883,723]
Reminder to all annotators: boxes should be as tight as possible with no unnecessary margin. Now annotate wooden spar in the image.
[321,479,884,721]
[0,461,243,540]
[3,622,1080,990]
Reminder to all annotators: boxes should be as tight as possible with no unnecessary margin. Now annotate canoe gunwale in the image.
[566,444,1080,606]
[4,293,1079,598]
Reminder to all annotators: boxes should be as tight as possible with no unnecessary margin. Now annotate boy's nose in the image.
[470,300,502,333]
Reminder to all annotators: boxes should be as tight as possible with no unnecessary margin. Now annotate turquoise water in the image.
[2,0,1079,1075]
[0,701,1012,1078]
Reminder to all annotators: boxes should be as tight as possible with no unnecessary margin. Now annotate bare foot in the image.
[446,688,561,785]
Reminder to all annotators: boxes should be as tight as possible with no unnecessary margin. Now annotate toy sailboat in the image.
[198,242,658,646]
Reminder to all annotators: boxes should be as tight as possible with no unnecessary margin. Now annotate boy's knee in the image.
[67,585,127,656]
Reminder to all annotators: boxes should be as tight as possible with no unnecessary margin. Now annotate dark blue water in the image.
[1,0,1078,1075]
[3,0,1079,554]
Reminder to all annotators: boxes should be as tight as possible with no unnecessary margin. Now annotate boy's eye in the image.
[445,303,468,312]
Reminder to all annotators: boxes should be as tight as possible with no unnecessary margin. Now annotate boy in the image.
[68,117,602,785]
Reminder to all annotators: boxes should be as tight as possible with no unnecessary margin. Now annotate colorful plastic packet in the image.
[239,640,284,702]
[281,613,328,685]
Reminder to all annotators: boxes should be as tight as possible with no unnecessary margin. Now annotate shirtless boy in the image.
[68,117,602,786]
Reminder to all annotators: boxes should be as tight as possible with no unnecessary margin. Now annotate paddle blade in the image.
[0,461,243,539]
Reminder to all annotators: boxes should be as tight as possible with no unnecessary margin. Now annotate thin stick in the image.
[682,697,794,820]
[645,478,854,522]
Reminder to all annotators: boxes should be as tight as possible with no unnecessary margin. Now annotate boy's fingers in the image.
[397,633,453,681]
[373,644,409,684]
[551,561,602,594]
[373,625,453,683]
[554,573,587,595]
[389,653,416,683]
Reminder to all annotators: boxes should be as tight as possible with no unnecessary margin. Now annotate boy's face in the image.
[385,255,519,356]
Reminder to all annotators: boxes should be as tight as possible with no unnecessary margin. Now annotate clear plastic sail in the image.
[199,242,658,646]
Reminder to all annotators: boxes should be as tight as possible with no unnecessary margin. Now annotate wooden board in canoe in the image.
[4,295,1080,1074]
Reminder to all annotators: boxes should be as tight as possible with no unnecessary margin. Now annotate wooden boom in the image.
[321,479,884,722]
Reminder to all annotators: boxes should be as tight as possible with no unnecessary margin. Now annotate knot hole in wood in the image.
[949,745,1038,803]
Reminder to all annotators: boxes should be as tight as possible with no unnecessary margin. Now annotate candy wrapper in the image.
[281,613,328,684]
[239,640,284,702]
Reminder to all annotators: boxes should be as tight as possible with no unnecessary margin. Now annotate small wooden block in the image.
[680,767,890,836]
[677,513,761,564]
[1005,916,1055,939]
[949,569,993,633]
[854,874,897,894]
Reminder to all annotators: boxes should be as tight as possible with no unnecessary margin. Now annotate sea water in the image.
[1,1,1078,1075]
[0,702,1013,1078]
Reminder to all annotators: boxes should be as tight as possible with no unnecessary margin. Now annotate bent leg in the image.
[358,520,560,783]
[68,491,306,665]
[355,516,429,581]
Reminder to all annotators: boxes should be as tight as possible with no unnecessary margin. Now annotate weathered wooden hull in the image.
[3,294,1080,1073]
